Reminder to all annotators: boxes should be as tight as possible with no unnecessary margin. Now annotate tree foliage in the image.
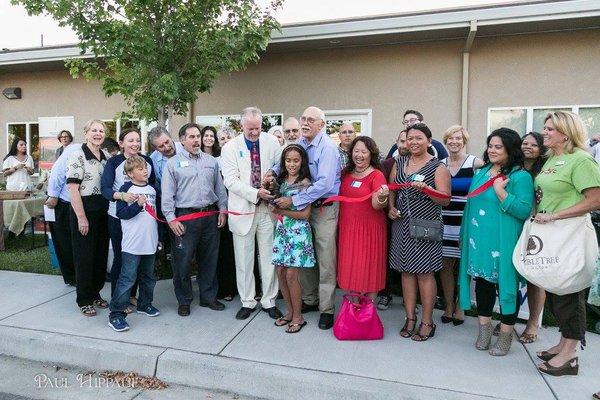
[14,0,283,125]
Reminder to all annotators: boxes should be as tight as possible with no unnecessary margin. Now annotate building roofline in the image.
[1,0,599,66]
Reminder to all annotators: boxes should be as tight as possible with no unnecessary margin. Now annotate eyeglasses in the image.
[58,135,70,139]
[403,117,421,126]
[300,116,322,125]
[284,128,299,134]
[339,130,355,135]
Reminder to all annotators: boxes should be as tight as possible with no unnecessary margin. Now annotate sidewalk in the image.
[0,270,598,400]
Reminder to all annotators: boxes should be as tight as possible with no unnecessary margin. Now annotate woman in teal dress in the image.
[458,128,533,356]
[270,144,315,333]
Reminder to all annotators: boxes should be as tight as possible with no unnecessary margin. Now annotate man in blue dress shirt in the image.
[274,106,341,330]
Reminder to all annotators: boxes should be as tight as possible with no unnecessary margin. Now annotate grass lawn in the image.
[0,233,59,275]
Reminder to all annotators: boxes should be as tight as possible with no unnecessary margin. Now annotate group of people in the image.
[40,106,600,380]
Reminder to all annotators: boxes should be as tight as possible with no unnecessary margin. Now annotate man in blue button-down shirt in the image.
[46,142,82,285]
[148,126,184,186]
[274,106,341,330]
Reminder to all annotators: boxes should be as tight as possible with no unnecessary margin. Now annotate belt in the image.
[311,198,333,208]
[175,204,217,216]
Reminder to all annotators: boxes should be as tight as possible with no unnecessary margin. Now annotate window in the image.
[6,122,40,170]
[488,105,600,135]
[324,109,372,145]
[196,114,283,135]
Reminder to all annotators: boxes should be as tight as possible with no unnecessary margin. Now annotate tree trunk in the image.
[167,105,174,129]
[157,106,167,128]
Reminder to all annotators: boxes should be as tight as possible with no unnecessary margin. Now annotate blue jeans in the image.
[109,252,156,320]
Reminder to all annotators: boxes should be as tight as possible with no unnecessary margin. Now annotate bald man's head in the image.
[283,117,300,143]
[300,106,325,141]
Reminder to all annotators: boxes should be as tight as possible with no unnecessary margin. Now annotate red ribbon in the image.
[144,203,254,224]
[321,174,505,206]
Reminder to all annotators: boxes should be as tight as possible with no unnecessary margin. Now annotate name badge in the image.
[555,161,565,166]
[412,174,425,182]
[179,160,189,168]
[351,180,362,188]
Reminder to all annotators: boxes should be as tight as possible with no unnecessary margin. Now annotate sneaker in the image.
[109,317,130,332]
[137,305,160,317]
[377,295,392,310]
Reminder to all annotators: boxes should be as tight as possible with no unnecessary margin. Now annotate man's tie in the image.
[250,141,261,189]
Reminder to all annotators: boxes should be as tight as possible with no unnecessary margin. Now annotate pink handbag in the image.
[333,293,384,340]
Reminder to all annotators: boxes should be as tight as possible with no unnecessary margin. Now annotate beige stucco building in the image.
[1,0,599,166]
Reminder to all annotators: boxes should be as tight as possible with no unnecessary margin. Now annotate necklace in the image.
[354,165,370,173]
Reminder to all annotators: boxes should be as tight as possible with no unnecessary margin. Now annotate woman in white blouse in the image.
[2,138,34,191]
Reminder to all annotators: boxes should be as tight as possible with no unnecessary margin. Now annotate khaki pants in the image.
[232,203,278,309]
[300,203,339,314]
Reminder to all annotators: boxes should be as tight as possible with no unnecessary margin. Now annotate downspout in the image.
[461,20,477,128]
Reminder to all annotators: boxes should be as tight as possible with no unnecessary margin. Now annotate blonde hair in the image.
[442,125,470,144]
[83,119,108,135]
[544,111,588,155]
[124,155,146,175]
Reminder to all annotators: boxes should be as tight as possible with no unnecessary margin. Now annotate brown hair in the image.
[124,155,147,175]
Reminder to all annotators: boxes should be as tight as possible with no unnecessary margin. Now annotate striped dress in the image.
[441,155,476,259]
[390,156,443,274]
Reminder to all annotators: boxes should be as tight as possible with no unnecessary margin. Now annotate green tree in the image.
[14,0,282,126]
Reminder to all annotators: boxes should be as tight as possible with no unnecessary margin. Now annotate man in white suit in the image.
[221,107,284,320]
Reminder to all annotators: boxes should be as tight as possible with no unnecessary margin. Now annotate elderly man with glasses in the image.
[272,106,341,330]
[282,117,301,144]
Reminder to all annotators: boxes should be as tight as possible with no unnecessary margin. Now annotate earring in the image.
[564,137,568,142]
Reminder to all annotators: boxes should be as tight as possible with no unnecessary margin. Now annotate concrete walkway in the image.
[0,271,598,400]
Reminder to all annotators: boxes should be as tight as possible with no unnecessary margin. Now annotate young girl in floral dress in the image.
[270,144,315,333]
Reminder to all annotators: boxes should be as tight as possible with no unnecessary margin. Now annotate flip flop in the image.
[519,332,538,344]
[274,317,292,327]
[286,321,307,333]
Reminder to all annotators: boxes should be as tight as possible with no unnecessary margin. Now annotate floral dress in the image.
[271,181,316,268]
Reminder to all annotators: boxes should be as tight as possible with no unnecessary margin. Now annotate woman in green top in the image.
[533,111,600,377]
[458,128,534,356]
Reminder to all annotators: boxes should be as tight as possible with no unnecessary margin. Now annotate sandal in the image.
[125,306,134,314]
[538,357,578,377]
[593,392,600,400]
[93,299,109,309]
[411,322,436,342]
[286,321,307,333]
[129,297,138,307]
[399,317,417,338]
[274,317,292,327]
[536,350,558,362]
[519,332,538,344]
[80,305,96,317]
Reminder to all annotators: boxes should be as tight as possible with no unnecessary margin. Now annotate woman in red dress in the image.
[337,136,389,299]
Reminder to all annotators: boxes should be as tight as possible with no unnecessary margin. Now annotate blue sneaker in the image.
[108,317,130,332]
[137,305,160,317]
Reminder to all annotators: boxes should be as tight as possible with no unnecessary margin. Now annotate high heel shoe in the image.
[536,350,558,362]
[475,322,493,350]
[411,322,436,342]
[441,314,453,324]
[538,357,579,377]
[399,317,417,338]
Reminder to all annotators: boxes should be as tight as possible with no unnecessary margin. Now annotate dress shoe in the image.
[235,306,257,320]
[262,306,283,319]
[178,305,190,316]
[301,302,319,313]
[200,300,225,311]
[318,313,334,330]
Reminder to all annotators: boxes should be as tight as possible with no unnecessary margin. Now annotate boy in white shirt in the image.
[109,156,160,332]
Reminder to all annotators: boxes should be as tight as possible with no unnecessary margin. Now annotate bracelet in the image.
[120,192,125,201]
[377,196,388,204]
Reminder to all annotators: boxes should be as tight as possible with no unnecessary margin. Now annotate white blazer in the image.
[221,132,283,236]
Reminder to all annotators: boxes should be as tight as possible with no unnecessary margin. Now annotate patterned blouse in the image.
[66,143,109,212]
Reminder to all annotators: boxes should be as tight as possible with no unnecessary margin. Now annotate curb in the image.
[0,325,162,376]
[0,325,511,400]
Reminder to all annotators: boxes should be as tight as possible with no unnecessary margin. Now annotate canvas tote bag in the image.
[513,214,598,295]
